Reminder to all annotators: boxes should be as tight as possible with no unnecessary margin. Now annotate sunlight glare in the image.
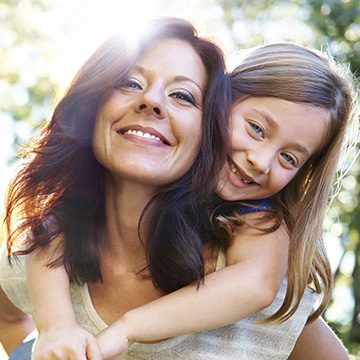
[48,0,213,93]
[49,0,167,90]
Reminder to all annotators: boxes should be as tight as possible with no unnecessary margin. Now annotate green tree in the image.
[0,0,56,152]
[306,0,360,353]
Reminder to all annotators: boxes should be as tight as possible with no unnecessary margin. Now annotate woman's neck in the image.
[101,174,158,270]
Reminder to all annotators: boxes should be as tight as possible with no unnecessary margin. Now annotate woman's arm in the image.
[289,317,350,360]
[0,287,35,355]
[97,216,290,358]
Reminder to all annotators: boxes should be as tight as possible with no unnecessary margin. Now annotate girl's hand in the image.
[32,324,102,360]
[96,326,129,359]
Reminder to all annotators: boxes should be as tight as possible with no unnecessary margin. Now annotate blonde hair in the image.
[230,43,359,323]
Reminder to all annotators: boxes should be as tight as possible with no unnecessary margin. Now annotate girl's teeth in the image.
[230,163,251,184]
[230,163,238,174]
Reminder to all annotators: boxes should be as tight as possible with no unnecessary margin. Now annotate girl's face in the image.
[92,38,206,190]
[217,97,329,201]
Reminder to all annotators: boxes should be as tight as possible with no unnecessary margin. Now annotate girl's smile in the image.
[217,96,329,201]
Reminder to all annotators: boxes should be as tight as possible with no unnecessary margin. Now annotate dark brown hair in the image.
[6,18,231,291]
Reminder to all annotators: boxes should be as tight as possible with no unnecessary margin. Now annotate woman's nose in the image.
[135,86,166,119]
[138,103,161,116]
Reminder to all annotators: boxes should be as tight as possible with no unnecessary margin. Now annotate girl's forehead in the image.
[232,96,330,159]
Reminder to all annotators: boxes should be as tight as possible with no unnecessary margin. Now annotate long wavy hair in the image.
[229,42,358,323]
[6,18,231,292]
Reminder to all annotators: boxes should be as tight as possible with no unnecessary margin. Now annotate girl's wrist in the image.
[117,311,137,344]
[36,316,78,333]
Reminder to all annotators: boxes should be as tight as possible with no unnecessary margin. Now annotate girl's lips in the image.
[117,125,171,145]
[228,167,251,190]
[229,160,257,185]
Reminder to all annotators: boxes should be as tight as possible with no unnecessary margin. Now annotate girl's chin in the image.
[216,186,264,202]
[216,188,244,202]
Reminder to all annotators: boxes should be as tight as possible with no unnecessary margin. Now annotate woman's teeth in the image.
[230,163,252,184]
[124,129,162,142]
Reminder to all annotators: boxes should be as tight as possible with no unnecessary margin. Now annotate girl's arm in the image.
[289,317,350,360]
[26,246,75,333]
[26,246,102,360]
[97,215,290,357]
[0,287,35,355]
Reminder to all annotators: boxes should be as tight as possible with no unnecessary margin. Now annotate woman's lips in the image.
[117,125,171,145]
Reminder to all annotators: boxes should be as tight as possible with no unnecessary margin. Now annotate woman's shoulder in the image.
[0,245,32,314]
[0,244,26,280]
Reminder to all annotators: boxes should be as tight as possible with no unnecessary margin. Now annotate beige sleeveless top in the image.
[0,246,317,359]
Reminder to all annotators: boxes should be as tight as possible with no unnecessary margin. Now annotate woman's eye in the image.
[170,91,196,106]
[118,79,143,90]
[249,122,264,136]
[281,152,296,166]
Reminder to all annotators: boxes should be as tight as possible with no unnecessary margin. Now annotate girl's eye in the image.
[281,152,296,166]
[170,90,197,106]
[249,122,264,136]
[118,78,143,90]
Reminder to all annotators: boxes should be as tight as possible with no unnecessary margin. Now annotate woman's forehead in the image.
[135,39,207,90]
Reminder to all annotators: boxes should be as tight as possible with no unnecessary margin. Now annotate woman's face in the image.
[217,96,329,201]
[93,38,206,190]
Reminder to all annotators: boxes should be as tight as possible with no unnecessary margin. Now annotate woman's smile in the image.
[117,125,171,147]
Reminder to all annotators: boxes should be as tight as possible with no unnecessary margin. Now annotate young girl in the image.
[6,38,357,359]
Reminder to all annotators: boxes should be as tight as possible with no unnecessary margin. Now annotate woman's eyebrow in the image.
[173,75,203,93]
[132,65,146,75]
[132,65,202,93]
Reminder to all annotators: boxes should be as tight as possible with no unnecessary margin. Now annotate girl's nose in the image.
[246,149,273,175]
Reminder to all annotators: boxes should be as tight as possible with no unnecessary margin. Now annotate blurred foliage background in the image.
[0,0,359,357]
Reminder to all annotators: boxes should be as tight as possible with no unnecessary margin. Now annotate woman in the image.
[0,18,351,359]
[1,16,230,353]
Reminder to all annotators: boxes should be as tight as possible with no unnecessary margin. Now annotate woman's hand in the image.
[32,324,102,360]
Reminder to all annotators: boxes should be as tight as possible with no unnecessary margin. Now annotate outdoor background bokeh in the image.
[0,0,359,357]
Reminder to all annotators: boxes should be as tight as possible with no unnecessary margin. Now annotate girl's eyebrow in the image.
[252,108,310,157]
[133,65,203,92]
[252,109,278,128]
[292,143,311,157]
